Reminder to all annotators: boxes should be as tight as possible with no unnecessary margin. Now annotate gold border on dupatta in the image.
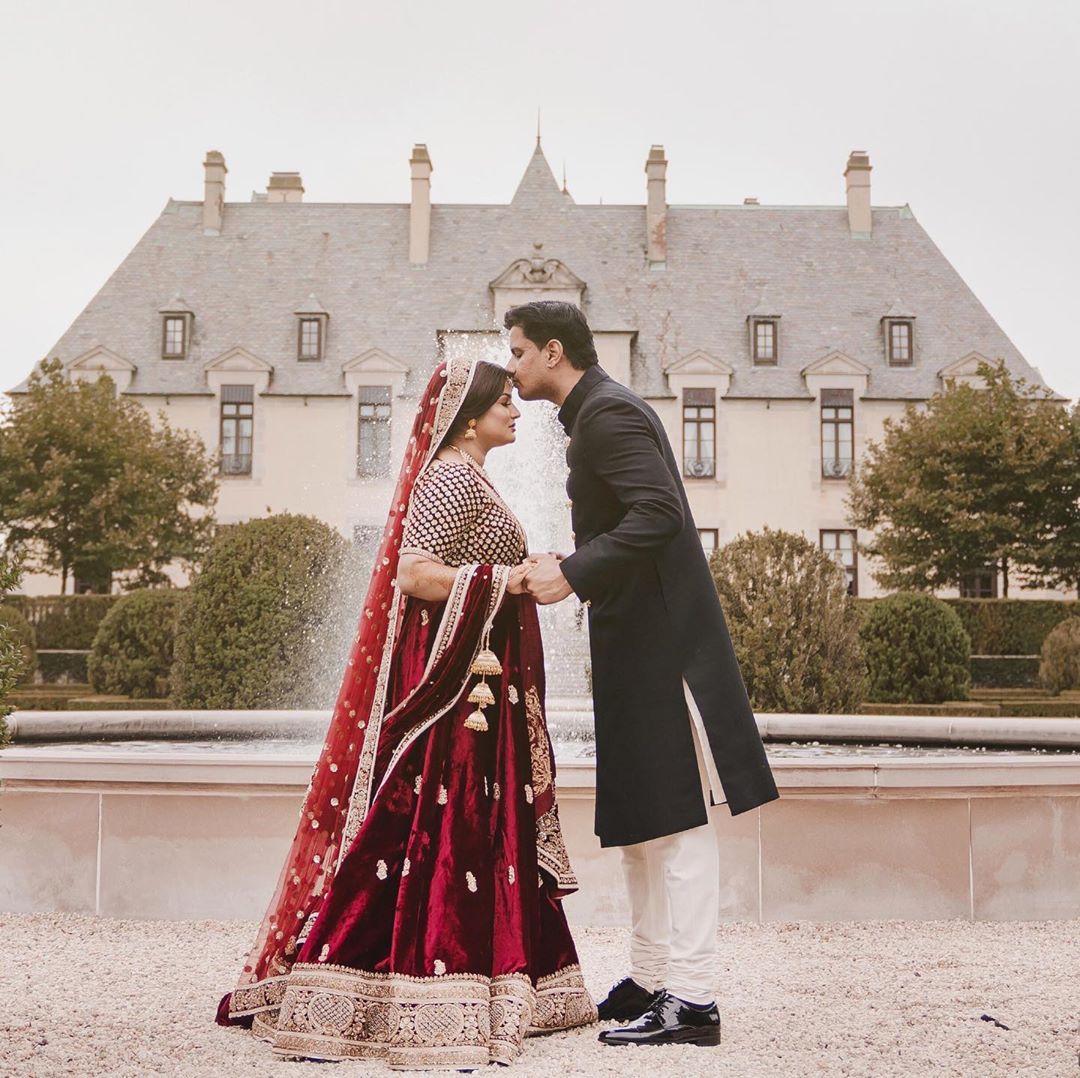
[336,353,479,868]
[375,563,510,796]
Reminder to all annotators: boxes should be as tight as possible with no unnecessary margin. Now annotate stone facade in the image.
[7,143,1062,597]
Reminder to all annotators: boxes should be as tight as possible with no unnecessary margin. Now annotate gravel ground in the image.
[2,913,1078,1077]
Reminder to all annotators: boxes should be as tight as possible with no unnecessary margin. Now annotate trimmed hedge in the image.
[1006,698,1080,718]
[171,513,353,709]
[860,592,971,703]
[0,604,37,686]
[35,651,90,684]
[969,656,1040,689]
[88,589,184,699]
[710,528,867,713]
[6,594,120,650]
[942,599,1080,656]
[69,695,173,710]
[854,598,1080,656]
[1038,618,1080,695]
[857,699,1080,718]
[858,701,999,717]
[6,688,93,710]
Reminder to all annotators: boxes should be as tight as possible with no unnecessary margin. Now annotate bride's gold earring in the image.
[463,419,478,441]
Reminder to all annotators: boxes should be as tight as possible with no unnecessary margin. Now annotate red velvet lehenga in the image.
[216,356,596,1068]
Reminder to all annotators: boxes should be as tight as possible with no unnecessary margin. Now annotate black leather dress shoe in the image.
[596,977,662,1022]
[598,990,721,1046]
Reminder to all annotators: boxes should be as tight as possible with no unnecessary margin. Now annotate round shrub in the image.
[860,592,971,703]
[710,528,867,713]
[87,589,184,699]
[1038,618,1080,695]
[0,603,37,686]
[171,513,352,709]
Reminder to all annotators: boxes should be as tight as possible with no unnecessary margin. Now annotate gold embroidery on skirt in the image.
[260,962,595,1067]
[536,807,578,891]
[525,687,553,796]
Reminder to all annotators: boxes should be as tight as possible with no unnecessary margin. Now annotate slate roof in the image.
[8,144,1055,400]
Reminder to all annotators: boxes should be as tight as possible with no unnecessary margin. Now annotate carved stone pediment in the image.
[802,349,870,400]
[664,349,734,376]
[490,244,585,295]
[801,350,871,378]
[938,351,993,385]
[341,348,410,375]
[203,346,273,395]
[342,348,410,395]
[66,346,137,392]
[664,349,734,398]
[203,346,273,373]
[67,345,137,373]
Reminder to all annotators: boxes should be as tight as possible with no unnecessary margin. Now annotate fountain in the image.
[2,333,1080,923]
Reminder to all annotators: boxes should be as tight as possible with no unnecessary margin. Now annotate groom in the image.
[505,300,779,1048]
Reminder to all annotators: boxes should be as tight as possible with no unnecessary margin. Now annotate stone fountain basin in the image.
[7,701,1080,749]
[2,705,1079,925]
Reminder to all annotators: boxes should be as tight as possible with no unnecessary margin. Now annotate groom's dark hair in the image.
[503,301,598,371]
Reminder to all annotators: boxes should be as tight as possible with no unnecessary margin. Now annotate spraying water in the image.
[302,331,592,726]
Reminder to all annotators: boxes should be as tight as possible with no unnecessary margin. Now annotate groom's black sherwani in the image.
[558,365,779,847]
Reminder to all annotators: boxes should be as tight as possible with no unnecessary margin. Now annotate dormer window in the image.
[163,316,187,358]
[748,314,780,365]
[295,294,329,362]
[886,320,913,366]
[298,318,323,361]
[158,295,194,360]
[881,302,915,367]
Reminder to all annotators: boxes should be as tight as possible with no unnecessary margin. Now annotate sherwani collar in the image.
[557,365,609,434]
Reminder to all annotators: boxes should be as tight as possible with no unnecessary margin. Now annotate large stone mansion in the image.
[8,141,1058,597]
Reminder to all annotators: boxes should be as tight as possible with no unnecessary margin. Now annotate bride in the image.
[216,354,597,1068]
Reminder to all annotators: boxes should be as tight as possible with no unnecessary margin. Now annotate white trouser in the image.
[618,681,721,1007]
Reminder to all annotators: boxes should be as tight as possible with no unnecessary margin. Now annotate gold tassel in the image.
[465,630,498,731]
[470,629,502,677]
[468,681,496,708]
[464,708,489,732]
[470,647,502,677]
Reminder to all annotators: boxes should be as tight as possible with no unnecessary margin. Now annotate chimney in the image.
[409,144,433,264]
[844,150,872,235]
[267,172,304,203]
[202,150,227,235]
[645,145,668,267]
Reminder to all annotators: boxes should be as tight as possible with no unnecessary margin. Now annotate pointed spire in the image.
[562,160,569,196]
[511,141,565,207]
[536,106,542,147]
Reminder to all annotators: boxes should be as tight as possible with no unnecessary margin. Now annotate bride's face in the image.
[473,381,521,450]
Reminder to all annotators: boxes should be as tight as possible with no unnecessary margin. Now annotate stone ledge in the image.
[3,747,1079,798]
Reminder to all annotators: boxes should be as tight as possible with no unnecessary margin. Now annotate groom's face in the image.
[506,325,550,402]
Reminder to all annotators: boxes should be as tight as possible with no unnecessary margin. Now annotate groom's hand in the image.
[524,553,574,605]
[507,557,540,595]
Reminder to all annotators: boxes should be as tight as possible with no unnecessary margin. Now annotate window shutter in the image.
[684,387,716,406]
[820,388,853,406]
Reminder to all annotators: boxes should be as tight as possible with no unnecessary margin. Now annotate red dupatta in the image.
[222,354,487,1014]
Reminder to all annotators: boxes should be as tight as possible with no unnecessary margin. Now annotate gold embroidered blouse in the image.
[400,460,527,567]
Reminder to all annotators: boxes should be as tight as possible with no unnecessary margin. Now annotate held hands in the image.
[521,552,574,605]
[507,557,541,595]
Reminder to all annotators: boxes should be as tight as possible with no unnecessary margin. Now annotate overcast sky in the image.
[2,0,1077,400]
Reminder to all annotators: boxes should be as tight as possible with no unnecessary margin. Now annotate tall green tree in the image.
[1028,401,1080,593]
[0,358,219,593]
[0,551,26,745]
[847,361,1080,596]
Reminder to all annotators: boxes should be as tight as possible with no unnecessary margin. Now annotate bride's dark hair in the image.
[441,361,512,446]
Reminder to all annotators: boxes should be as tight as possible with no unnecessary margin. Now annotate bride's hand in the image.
[507,558,540,595]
